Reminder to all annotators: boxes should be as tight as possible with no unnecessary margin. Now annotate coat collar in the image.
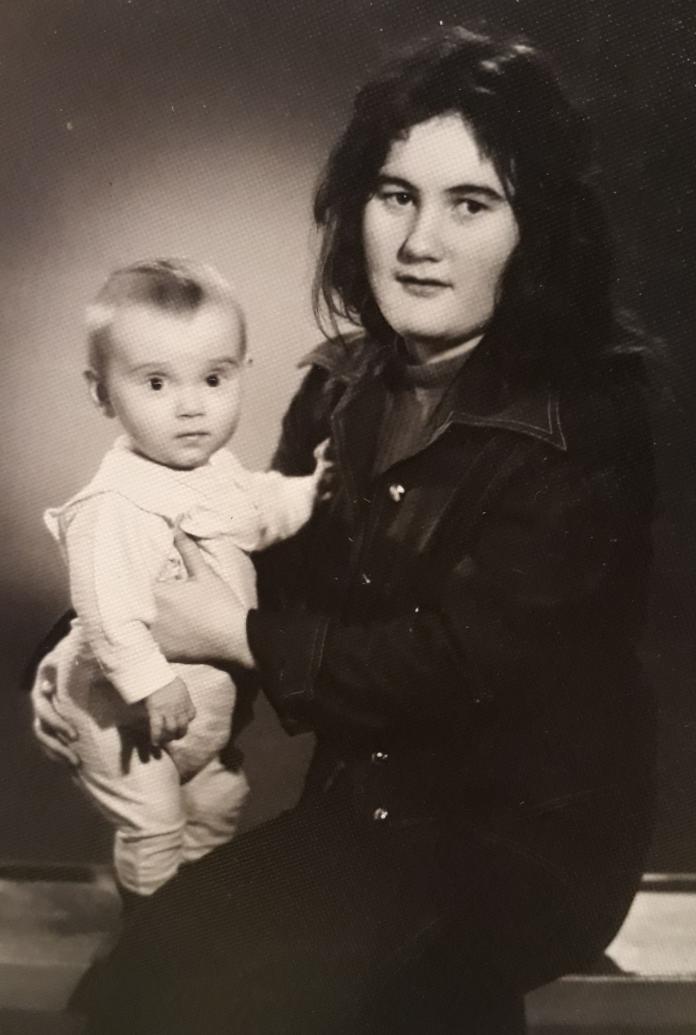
[300,334,567,453]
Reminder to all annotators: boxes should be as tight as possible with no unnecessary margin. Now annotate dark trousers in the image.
[83,782,643,1035]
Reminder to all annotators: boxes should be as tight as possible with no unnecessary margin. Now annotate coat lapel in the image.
[309,335,567,514]
[330,373,388,507]
[427,342,567,455]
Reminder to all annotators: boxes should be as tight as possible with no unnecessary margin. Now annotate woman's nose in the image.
[399,205,444,262]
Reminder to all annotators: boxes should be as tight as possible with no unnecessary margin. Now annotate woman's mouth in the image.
[395,274,451,297]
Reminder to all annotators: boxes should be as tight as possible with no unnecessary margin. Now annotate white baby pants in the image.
[56,651,249,896]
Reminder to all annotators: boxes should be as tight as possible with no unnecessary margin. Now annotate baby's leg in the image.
[57,672,186,896]
[181,757,250,863]
[84,741,187,896]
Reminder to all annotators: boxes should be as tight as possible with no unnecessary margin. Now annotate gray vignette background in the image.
[1,0,694,870]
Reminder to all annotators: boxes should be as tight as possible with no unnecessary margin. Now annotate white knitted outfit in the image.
[45,436,318,894]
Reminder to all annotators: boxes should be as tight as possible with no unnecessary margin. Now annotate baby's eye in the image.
[206,373,221,387]
[148,377,165,391]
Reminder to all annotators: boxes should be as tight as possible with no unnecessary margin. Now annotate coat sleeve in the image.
[252,362,339,613]
[249,423,654,736]
[269,363,337,477]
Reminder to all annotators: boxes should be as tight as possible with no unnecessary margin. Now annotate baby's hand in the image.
[312,438,336,502]
[144,677,196,745]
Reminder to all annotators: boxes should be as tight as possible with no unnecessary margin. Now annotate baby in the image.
[44,259,327,902]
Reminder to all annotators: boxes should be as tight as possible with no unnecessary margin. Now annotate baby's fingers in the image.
[166,706,196,742]
[156,708,192,743]
[149,711,165,746]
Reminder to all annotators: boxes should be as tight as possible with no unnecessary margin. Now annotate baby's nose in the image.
[175,389,205,417]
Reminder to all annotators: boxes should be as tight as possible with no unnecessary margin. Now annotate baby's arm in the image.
[246,439,334,550]
[62,495,195,744]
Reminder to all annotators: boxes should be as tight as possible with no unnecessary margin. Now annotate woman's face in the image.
[362,114,519,357]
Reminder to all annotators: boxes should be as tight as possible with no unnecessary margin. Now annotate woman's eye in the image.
[148,377,164,391]
[456,198,487,216]
[380,190,413,209]
[206,373,221,387]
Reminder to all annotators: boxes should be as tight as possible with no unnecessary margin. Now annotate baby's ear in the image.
[84,369,115,417]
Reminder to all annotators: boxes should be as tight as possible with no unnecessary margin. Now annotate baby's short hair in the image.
[86,258,246,373]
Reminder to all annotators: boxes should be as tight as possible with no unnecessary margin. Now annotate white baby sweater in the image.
[45,436,317,705]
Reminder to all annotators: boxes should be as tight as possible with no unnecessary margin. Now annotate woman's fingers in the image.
[31,673,78,742]
[312,438,337,501]
[313,438,330,463]
[172,523,210,580]
[33,717,80,768]
[29,648,80,767]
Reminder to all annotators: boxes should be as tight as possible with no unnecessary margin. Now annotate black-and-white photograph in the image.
[1,1,694,1032]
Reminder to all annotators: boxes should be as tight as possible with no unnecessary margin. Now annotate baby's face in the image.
[98,303,245,470]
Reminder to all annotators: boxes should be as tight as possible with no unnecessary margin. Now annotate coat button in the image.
[372,807,389,822]
[370,751,389,764]
[388,483,406,502]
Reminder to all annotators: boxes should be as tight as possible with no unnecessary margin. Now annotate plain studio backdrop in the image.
[1,0,694,868]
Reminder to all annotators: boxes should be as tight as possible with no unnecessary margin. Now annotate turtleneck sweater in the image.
[374,340,479,477]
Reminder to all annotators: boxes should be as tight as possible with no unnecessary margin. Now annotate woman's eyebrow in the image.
[375,173,504,202]
[374,173,416,191]
[447,183,505,201]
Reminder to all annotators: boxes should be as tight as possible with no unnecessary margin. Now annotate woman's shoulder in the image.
[558,355,653,468]
[298,331,383,382]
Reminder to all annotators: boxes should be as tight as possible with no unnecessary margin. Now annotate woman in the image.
[33,26,656,1034]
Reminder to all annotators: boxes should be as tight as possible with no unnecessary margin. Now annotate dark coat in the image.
[83,334,658,1035]
[250,333,657,888]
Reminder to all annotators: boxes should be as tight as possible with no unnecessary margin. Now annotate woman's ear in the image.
[84,369,115,417]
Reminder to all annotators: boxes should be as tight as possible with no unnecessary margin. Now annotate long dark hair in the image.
[313,26,644,383]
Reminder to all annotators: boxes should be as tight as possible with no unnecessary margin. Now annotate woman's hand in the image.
[312,438,337,502]
[152,528,254,668]
[30,644,80,768]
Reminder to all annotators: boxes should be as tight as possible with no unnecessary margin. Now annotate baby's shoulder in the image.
[57,490,170,544]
